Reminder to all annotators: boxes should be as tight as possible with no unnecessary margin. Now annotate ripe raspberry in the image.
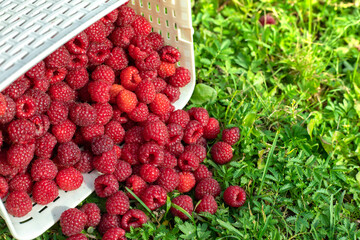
[87,41,111,65]
[15,95,37,119]
[32,76,50,92]
[121,209,147,231]
[143,121,169,146]
[116,6,135,26]
[56,167,83,191]
[110,26,135,48]
[60,208,87,236]
[75,151,94,173]
[138,142,164,166]
[49,82,75,102]
[106,191,130,215]
[66,68,89,89]
[35,132,57,158]
[135,79,156,104]
[0,93,7,117]
[109,84,125,103]
[67,234,88,240]
[45,46,70,69]
[158,107,173,122]
[81,124,105,142]
[158,62,176,79]
[32,179,59,205]
[124,126,144,144]
[113,160,132,182]
[92,102,113,125]
[160,151,177,169]
[139,70,157,81]
[135,51,161,71]
[88,80,111,103]
[183,120,203,145]
[223,185,246,207]
[91,65,115,84]
[103,228,126,240]
[7,143,35,168]
[114,145,122,159]
[167,110,190,128]
[259,14,276,26]
[65,32,89,54]
[195,178,221,200]
[3,75,31,99]
[80,203,101,227]
[98,213,121,235]
[121,143,139,165]
[193,164,213,182]
[94,174,119,198]
[166,142,184,157]
[26,61,46,79]
[31,158,58,181]
[25,89,51,114]
[84,20,106,43]
[0,95,16,124]
[67,54,88,71]
[195,195,218,214]
[128,35,152,61]
[120,66,142,91]
[57,142,81,166]
[0,154,19,178]
[203,117,220,140]
[177,172,196,193]
[5,191,32,217]
[222,127,240,146]
[149,93,171,116]
[93,149,117,174]
[168,67,191,88]
[7,119,36,144]
[132,15,151,35]
[52,120,76,143]
[102,9,119,24]
[70,103,97,127]
[47,67,68,84]
[105,47,128,71]
[91,135,114,155]
[140,164,160,183]
[184,144,206,162]
[156,168,179,192]
[159,46,181,64]
[103,22,115,37]
[104,120,125,144]
[162,85,180,103]
[47,101,68,125]
[188,107,209,127]
[170,195,193,220]
[125,175,147,199]
[147,32,164,51]
[0,176,8,199]
[28,114,50,139]
[178,151,200,172]
[166,123,183,146]
[9,173,33,193]
[117,89,138,113]
[141,185,167,210]
[210,141,233,165]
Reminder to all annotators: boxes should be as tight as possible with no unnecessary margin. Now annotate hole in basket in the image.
[164,7,168,15]
[175,36,178,42]
[157,18,161,25]
[158,30,162,36]
[53,196,60,202]
[141,12,144,17]
[131,0,135,5]
[148,2,151,10]
[173,10,176,17]
[39,206,48,213]
[149,15,153,22]
[174,23,177,30]
[167,32,170,39]
[166,20,169,27]
[20,217,33,224]
[139,0,143,7]
[156,4,160,12]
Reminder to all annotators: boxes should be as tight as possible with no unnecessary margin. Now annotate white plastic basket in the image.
[0,0,195,239]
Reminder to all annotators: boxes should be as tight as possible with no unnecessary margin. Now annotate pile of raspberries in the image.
[0,2,246,239]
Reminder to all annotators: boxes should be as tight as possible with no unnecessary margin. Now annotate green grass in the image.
[2,0,360,239]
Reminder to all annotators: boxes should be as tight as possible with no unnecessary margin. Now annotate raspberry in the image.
[188,107,209,127]
[105,47,129,71]
[47,67,68,84]
[70,103,97,127]
[210,141,233,165]
[93,149,117,174]
[81,124,105,142]
[110,26,135,48]
[5,191,32,217]
[66,68,89,89]
[203,117,220,140]
[98,213,121,235]
[259,14,276,26]
[121,143,139,165]
[104,120,125,144]
[0,176,8,199]
[139,70,157,81]
[113,160,132,182]
[222,127,240,146]
[60,208,87,236]
[94,174,119,198]
[31,158,58,181]
[156,168,179,192]
[193,164,213,182]
[8,119,36,144]
[167,110,190,128]
[26,61,46,79]
[32,179,59,205]
[9,173,33,193]
[28,114,51,140]
[25,89,51,114]
[104,22,115,37]
[87,41,111,65]
[162,85,180,103]
[32,77,50,92]
[57,142,81,166]
[184,144,206,162]
[135,79,156,104]
[35,132,57,158]
[223,185,246,207]
[56,167,83,191]
[91,65,115,84]
[102,9,119,24]
[84,20,106,43]
[131,15,152,36]
[138,142,164,166]
[159,46,181,64]
[195,195,218,214]
[141,185,167,210]
[0,93,7,117]
[169,67,191,88]
[178,151,200,172]
[0,95,16,124]
[183,120,204,145]
[106,191,130,215]
[121,209,147,231]
[14,95,36,119]
[47,101,68,125]
[49,82,75,102]
[45,46,70,69]
[140,164,160,183]
[7,143,35,168]
[116,6,136,26]
[120,66,142,91]
[103,228,126,240]
[80,203,101,227]
[114,145,122,159]
[91,135,114,155]
[195,178,221,200]
[149,93,171,116]
[117,89,138,113]
[52,120,76,143]
[75,151,94,173]
[92,102,113,125]
[147,32,164,51]
[124,126,144,144]
[65,32,89,54]
[177,172,196,193]
[166,142,184,157]
[135,51,161,71]
[88,81,111,103]
[128,103,149,122]
[160,151,178,169]
[158,107,173,122]
[67,234,88,240]
[109,84,125,103]
[158,62,176,79]
[3,75,31,99]
[128,35,152,61]
[0,154,19,178]
[124,175,145,198]
[67,54,88,71]
[170,195,193,220]
[167,123,183,146]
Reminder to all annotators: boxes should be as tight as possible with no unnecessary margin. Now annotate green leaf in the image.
[190,83,217,104]
[243,112,257,127]
[307,118,315,139]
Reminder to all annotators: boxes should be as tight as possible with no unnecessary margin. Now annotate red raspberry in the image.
[32,76,50,92]
[94,174,119,198]
[88,81,111,103]
[110,26,135,48]
[117,89,138,113]
[56,167,83,191]
[45,46,70,68]
[84,20,106,43]
[160,151,178,169]
[159,46,181,63]
[35,132,57,158]
[70,103,97,127]
[166,142,184,157]
[65,32,89,54]
[87,41,111,65]
[0,176,8,199]
[25,89,51,114]
[184,144,206,162]
[29,114,50,138]
[75,151,94,173]
[57,141,81,166]
[3,75,31,99]
[222,127,240,146]
[103,22,115,37]
[177,172,196,193]
[195,178,221,200]
[149,93,171,116]
[183,120,203,145]
[92,102,113,125]
[31,158,58,181]
[67,234,88,240]
[113,160,132,182]
[7,143,35,168]
[158,106,173,122]
[120,66,142,91]
[196,137,207,147]
[5,191,32,217]
[128,35,152,61]
[169,67,191,88]
[147,32,164,51]
[80,203,101,227]
[138,142,164,166]
[167,123,183,146]
[140,185,167,210]
[156,168,179,192]
[178,151,200,172]
[102,9,119,24]
[93,149,117,174]
[66,68,89,89]
[0,95,16,124]
[0,93,7,117]
[121,209,147,231]
[67,54,88,71]
[124,126,144,144]
[91,135,114,155]
[162,85,180,103]
[203,117,220,140]
[60,208,87,236]
[210,141,233,165]
[188,107,209,127]
[9,173,32,193]
[121,143,139,165]
[127,103,148,122]
[259,14,276,26]
[109,84,125,103]
[49,82,75,102]
[81,124,105,142]
[47,101,68,125]
[114,145,122,159]
[125,175,147,199]
[103,228,126,240]
[32,179,59,205]
[7,119,36,144]
[52,120,76,143]
[167,110,190,128]
[170,195,193,220]
[135,79,156,104]
[158,62,176,79]
[195,195,218,214]
[0,154,19,178]
[135,51,161,72]
[223,185,246,207]
[47,67,68,84]
[193,164,213,182]
[26,61,46,79]
[91,65,115,84]
[106,191,130,215]
[131,15,151,36]
[139,70,157,81]
[98,213,121,235]
[105,120,125,144]
[140,164,160,183]
[116,6,135,26]
[105,47,129,71]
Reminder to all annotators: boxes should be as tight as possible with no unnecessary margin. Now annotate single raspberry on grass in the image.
[91,65,115,84]
[29,114,50,138]
[93,148,117,174]
[169,67,191,88]
[32,180,59,205]
[131,15,152,36]
[203,117,220,140]
[140,164,160,183]
[135,79,156,104]
[67,54,88,71]
[222,127,240,146]
[7,119,36,144]
[67,233,88,240]
[210,141,233,165]
[125,175,147,199]
[124,125,144,144]
[75,151,94,173]
[0,95,16,124]
[110,26,135,48]
[84,20,106,43]
[65,32,89,54]
[48,82,75,102]
[80,203,101,227]
[156,168,180,192]
[195,178,221,200]
[9,173,33,193]
[105,120,125,144]
[177,172,196,193]
[5,191,32,217]
[94,174,119,198]
[98,213,121,235]
[147,32,164,51]
[103,228,126,240]
[194,164,213,183]
[70,103,97,127]
[166,142,184,157]
[56,167,83,191]
[135,51,161,72]
[3,75,31,99]
[91,135,114,155]
[195,195,218,214]
[81,124,105,142]
[183,120,204,145]
[259,14,276,26]
[117,89,138,113]
[57,141,81,166]
[141,185,167,210]
[138,142,164,166]
[143,120,169,146]
[35,132,57,158]
[116,6,136,26]
[7,143,35,168]
[178,151,200,172]
[26,61,46,79]
[0,176,9,199]
[44,46,70,69]
[170,195,194,220]
[149,93,171,116]
[66,68,89,89]
[184,144,206,162]
[113,160,132,182]
[121,143,139,165]
[223,185,246,207]
[31,158,58,181]
[121,209,147,231]
[47,67,68,84]
[87,41,111,65]
[60,208,87,237]
[105,47,128,71]
[106,191,130,215]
